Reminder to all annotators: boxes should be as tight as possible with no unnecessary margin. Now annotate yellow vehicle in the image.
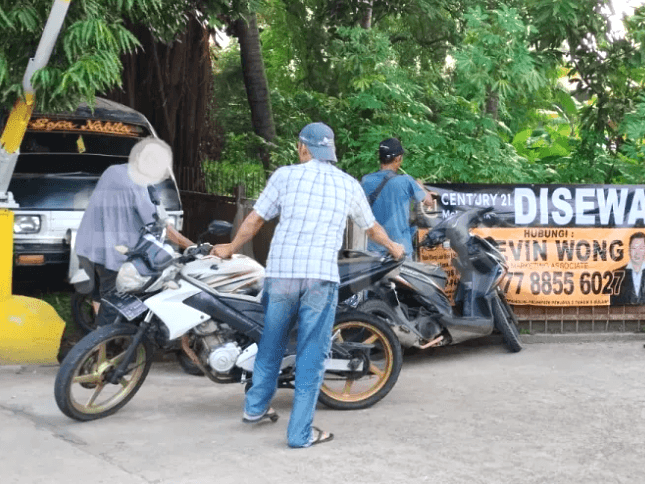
[1,0,71,364]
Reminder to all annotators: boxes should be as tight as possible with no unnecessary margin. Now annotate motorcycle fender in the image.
[144,279,205,340]
[236,343,257,372]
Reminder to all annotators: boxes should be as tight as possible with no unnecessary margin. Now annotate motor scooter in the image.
[359,206,522,352]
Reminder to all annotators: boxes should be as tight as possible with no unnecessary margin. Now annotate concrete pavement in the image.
[2,338,645,484]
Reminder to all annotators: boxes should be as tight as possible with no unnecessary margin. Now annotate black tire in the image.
[358,299,399,327]
[176,350,205,377]
[492,296,523,353]
[54,323,154,421]
[71,291,98,334]
[318,310,403,410]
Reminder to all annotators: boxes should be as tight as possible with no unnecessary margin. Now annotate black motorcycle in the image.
[55,218,404,421]
[359,206,523,352]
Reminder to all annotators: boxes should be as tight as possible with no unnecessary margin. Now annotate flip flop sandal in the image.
[242,408,279,424]
[310,426,334,446]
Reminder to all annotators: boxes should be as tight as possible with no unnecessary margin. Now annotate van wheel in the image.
[71,292,98,334]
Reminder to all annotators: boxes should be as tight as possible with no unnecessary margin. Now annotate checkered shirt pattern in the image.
[254,159,376,282]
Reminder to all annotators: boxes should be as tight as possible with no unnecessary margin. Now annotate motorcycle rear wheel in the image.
[54,324,154,421]
[492,296,523,353]
[318,311,403,410]
[176,350,205,377]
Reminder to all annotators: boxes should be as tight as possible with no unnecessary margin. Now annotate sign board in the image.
[419,184,645,307]
[28,117,143,137]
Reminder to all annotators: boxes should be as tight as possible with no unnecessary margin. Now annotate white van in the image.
[6,97,183,282]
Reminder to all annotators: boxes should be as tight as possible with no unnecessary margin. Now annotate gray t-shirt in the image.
[75,164,156,271]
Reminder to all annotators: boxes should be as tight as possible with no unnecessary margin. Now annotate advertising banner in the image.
[419,184,645,307]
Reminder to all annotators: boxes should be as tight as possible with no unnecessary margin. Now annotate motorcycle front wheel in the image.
[318,310,403,410]
[54,323,154,421]
[492,295,523,353]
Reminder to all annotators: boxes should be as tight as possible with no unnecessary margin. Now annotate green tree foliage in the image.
[215,23,534,182]
[0,0,261,112]
[452,5,545,118]
[618,94,645,183]
[516,0,645,183]
[0,0,155,112]
[211,0,645,185]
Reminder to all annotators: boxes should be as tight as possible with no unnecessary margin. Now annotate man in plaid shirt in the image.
[213,122,404,448]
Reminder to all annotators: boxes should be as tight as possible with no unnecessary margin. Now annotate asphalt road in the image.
[2,337,645,484]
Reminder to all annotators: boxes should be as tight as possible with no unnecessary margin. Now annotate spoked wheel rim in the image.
[68,335,148,415]
[320,319,395,403]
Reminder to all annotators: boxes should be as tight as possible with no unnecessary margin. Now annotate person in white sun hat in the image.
[75,137,193,327]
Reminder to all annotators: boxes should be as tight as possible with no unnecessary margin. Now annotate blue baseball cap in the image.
[298,122,337,162]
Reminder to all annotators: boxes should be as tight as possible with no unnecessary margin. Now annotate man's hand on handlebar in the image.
[211,243,234,259]
[388,242,405,260]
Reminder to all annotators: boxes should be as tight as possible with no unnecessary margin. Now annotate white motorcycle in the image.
[55,217,404,421]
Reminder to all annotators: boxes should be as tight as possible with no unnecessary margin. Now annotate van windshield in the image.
[14,153,129,175]
[10,132,181,211]
[20,131,143,157]
[9,173,181,212]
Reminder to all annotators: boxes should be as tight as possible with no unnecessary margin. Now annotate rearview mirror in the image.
[207,220,233,237]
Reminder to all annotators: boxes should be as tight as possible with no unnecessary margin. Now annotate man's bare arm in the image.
[166,225,194,249]
[416,178,437,207]
[365,222,405,259]
[210,210,265,259]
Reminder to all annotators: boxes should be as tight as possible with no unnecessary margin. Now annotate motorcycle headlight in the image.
[116,261,151,293]
[14,215,41,234]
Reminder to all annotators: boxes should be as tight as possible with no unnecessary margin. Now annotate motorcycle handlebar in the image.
[421,206,497,249]
[177,243,214,264]
[381,253,407,264]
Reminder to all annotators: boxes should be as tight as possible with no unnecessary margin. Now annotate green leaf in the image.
[555,90,578,117]
[0,5,13,30]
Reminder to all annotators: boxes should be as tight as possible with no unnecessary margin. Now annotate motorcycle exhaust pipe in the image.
[418,335,444,349]
[438,314,493,335]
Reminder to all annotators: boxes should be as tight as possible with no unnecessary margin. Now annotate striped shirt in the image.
[254,159,375,282]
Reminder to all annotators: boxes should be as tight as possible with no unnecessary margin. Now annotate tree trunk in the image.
[360,0,373,29]
[105,14,212,192]
[486,86,499,120]
[232,13,276,170]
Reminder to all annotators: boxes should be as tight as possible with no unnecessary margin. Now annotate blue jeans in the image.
[244,278,339,448]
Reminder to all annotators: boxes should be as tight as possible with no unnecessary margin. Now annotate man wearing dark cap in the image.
[212,122,404,448]
[361,138,435,259]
